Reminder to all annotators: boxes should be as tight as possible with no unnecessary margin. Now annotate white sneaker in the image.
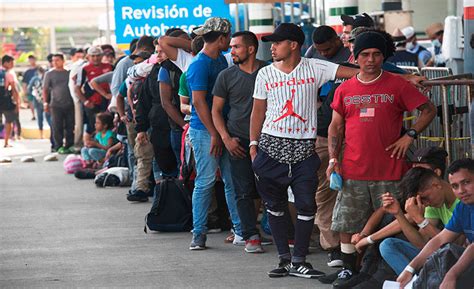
[233,234,245,246]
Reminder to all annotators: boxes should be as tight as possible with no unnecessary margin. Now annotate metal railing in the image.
[405,68,474,163]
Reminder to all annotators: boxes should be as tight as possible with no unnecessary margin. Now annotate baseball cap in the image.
[193,17,231,36]
[348,27,370,42]
[261,23,305,46]
[87,46,103,56]
[340,13,374,29]
[129,51,151,60]
[401,26,415,39]
[391,28,407,44]
[411,147,448,168]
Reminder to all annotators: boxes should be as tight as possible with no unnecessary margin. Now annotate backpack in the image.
[413,243,469,289]
[144,177,193,233]
[160,60,184,131]
[179,124,196,182]
[0,69,15,110]
[129,77,146,119]
[94,167,130,187]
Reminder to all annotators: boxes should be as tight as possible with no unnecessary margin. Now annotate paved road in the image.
[0,138,335,288]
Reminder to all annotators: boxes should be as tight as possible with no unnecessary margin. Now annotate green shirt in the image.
[94,130,116,147]
[178,71,189,98]
[424,198,460,225]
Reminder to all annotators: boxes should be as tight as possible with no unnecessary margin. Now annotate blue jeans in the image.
[188,128,241,236]
[81,147,107,161]
[125,140,138,191]
[44,111,53,149]
[379,238,421,275]
[33,98,44,131]
[228,137,260,240]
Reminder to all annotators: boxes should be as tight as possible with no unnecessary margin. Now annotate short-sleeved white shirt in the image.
[173,49,194,72]
[253,57,338,139]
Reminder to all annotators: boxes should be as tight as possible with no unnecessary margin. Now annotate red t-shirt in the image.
[83,63,113,106]
[331,72,428,181]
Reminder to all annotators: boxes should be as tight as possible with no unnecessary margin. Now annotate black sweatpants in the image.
[252,149,320,262]
[50,105,74,150]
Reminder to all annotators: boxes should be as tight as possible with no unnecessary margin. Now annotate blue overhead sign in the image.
[114,0,232,46]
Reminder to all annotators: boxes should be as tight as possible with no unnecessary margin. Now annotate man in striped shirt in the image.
[249,23,359,279]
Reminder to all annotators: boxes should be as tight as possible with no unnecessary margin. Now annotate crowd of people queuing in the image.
[0,11,472,289]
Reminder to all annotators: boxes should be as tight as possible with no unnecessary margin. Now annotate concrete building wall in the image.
[357,0,459,35]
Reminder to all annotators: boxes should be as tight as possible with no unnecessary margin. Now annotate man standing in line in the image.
[21,55,38,121]
[74,46,113,140]
[326,31,436,287]
[68,48,86,151]
[0,55,20,148]
[43,54,75,154]
[212,31,270,253]
[186,17,242,250]
[305,25,351,62]
[305,25,351,267]
[249,23,359,278]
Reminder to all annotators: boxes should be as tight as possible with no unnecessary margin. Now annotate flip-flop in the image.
[224,233,235,243]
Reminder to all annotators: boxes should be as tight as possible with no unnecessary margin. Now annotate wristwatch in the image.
[406,128,418,139]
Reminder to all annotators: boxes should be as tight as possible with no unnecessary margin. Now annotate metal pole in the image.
[281,2,285,23]
[464,0,474,75]
[448,0,457,16]
[243,3,249,31]
[235,1,241,32]
[290,1,295,23]
[442,85,452,163]
[105,0,111,44]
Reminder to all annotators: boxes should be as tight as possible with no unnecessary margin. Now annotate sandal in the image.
[224,233,235,243]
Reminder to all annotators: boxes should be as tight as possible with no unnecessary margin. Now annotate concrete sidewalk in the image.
[0,139,335,288]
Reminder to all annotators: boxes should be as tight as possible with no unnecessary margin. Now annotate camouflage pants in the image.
[331,179,400,234]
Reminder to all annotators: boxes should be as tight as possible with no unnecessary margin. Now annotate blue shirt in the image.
[186,52,228,130]
[445,202,474,243]
[158,67,171,85]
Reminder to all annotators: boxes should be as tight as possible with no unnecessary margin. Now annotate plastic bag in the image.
[329,172,343,191]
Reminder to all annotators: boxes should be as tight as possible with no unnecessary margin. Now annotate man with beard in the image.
[212,31,270,253]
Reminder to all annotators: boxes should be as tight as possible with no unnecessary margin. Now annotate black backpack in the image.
[144,178,193,233]
[0,69,15,110]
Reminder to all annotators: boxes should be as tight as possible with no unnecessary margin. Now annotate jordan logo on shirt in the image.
[273,89,307,123]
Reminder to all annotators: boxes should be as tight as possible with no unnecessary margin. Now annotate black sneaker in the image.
[127,190,148,202]
[352,277,383,289]
[318,270,341,284]
[289,262,325,279]
[332,268,355,288]
[337,271,371,288]
[268,259,291,278]
[327,249,343,267]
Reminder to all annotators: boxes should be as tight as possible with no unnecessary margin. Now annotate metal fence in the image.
[403,66,473,163]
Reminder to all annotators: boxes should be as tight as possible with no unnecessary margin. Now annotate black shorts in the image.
[0,109,17,123]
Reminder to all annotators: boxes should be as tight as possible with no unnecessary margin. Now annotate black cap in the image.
[412,147,448,166]
[340,13,374,29]
[353,31,387,59]
[262,23,305,46]
[130,51,151,60]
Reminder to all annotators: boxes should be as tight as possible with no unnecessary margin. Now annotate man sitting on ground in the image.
[398,158,474,289]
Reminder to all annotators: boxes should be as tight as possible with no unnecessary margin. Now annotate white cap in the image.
[401,26,415,39]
